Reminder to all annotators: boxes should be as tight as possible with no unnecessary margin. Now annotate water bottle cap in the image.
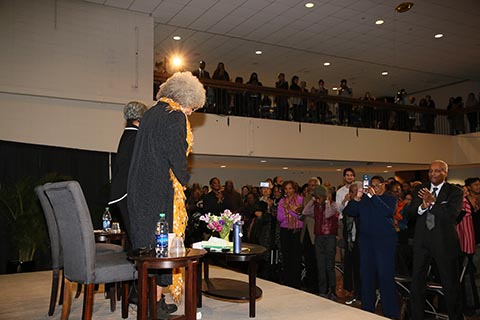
[159,213,166,218]
[105,207,109,211]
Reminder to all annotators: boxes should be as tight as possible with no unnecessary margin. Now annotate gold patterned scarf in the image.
[160,97,193,302]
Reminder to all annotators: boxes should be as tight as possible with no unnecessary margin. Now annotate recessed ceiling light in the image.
[255,50,263,55]
[386,165,392,168]
[395,2,414,13]
[375,19,384,25]
[282,167,289,170]
[434,33,443,39]
[384,170,389,173]
[323,62,331,66]
[381,71,389,76]
[173,36,181,41]
[260,160,267,163]
[336,169,342,172]
[305,2,314,8]
[332,87,338,91]
[220,165,226,168]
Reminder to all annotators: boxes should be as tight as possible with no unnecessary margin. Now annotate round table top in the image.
[204,242,266,262]
[129,248,207,263]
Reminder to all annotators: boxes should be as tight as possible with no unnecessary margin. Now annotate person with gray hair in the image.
[127,72,205,317]
[109,101,148,246]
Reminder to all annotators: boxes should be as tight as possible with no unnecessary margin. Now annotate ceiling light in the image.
[172,36,181,41]
[323,62,331,66]
[434,33,443,39]
[220,165,226,168]
[336,169,342,171]
[381,71,389,76]
[255,50,263,55]
[260,160,267,163]
[171,56,183,68]
[305,2,314,8]
[282,167,289,170]
[386,165,392,168]
[375,19,384,25]
[384,170,389,173]
[395,2,414,13]
[332,87,338,91]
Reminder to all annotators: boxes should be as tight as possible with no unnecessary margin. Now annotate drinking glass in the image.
[169,235,186,257]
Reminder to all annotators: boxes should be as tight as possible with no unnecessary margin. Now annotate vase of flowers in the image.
[199,209,242,241]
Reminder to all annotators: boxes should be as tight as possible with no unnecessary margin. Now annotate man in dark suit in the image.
[191,60,210,79]
[407,160,463,319]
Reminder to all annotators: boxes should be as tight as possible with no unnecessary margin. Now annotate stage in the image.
[0,265,385,319]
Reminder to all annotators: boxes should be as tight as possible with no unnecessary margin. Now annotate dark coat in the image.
[109,124,138,204]
[406,182,463,258]
[127,101,190,248]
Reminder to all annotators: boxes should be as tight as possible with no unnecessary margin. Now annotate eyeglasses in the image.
[371,183,383,188]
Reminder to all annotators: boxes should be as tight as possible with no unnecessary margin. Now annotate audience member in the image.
[289,75,302,121]
[277,180,303,289]
[275,73,289,120]
[344,175,399,318]
[338,79,353,125]
[223,179,243,212]
[203,177,226,216]
[303,185,339,300]
[406,160,463,320]
[466,92,479,133]
[300,177,321,293]
[246,72,263,118]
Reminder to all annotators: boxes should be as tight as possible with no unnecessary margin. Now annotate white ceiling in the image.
[86,0,480,98]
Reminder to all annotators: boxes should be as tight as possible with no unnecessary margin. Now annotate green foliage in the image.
[0,173,70,262]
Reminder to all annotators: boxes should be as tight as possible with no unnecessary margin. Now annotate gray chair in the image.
[41,181,137,320]
[35,185,124,316]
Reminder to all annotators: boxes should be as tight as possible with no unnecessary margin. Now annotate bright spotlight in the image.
[172,56,183,68]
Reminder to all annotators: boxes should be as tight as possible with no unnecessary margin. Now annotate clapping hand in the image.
[418,188,435,209]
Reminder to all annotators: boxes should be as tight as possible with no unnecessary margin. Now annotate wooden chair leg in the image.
[75,283,82,298]
[59,269,65,305]
[48,268,60,316]
[121,281,129,319]
[108,283,116,312]
[61,278,73,320]
[82,283,95,320]
[117,282,121,301]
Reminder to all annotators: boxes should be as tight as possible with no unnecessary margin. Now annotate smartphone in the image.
[362,174,370,191]
[260,181,270,188]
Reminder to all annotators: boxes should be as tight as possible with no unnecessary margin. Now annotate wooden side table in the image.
[131,248,207,320]
[199,243,266,318]
[94,230,127,249]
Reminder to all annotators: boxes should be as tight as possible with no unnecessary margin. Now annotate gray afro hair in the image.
[123,101,148,120]
[157,72,206,111]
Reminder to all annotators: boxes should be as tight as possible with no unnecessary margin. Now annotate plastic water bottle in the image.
[102,207,112,231]
[155,213,169,257]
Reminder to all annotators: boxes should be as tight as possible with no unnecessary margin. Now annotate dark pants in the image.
[411,242,462,320]
[343,239,361,298]
[315,234,337,294]
[280,228,302,289]
[360,234,399,318]
[302,232,318,293]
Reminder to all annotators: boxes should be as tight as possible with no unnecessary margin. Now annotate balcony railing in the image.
[154,73,480,136]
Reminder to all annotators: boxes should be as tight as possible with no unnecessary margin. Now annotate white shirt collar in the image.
[430,181,445,193]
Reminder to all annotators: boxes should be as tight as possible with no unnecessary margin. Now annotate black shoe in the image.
[157,305,170,320]
[158,294,178,314]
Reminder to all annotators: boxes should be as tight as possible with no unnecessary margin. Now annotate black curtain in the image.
[0,140,111,273]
